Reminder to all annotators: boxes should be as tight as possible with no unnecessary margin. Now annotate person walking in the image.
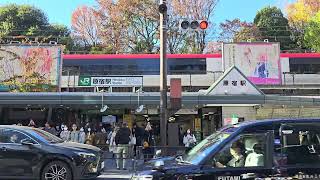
[109,125,119,158]
[183,129,197,152]
[132,123,145,157]
[115,122,131,170]
[143,122,155,161]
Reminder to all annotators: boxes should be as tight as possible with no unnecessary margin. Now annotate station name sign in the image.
[78,76,143,87]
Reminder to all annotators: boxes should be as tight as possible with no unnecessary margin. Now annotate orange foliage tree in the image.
[71,0,219,54]
[286,0,320,51]
[71,5,100,47]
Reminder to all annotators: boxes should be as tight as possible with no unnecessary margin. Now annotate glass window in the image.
[26,128,63,144]
[0,129,33,144]
[212,133,266,168]
[64,58,206,75]
[276,124,320,166]
[183,130,233,165]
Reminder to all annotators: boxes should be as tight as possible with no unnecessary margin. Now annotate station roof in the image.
[0,92,319,108]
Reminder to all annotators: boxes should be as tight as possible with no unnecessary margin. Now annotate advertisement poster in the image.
[223,43,281,85]
[0,45,62,92]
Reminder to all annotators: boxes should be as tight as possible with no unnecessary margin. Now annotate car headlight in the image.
[76,152,96,160]
[131,175,153,180]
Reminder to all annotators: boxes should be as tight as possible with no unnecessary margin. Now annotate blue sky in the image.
[0,0,290,27]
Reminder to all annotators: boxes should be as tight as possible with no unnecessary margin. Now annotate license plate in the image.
[101,162,105,169]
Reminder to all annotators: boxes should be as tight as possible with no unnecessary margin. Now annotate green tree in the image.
[0,4,49,37]
[0,4,79,53]
[254,6,294,50]
[304,12,320,52]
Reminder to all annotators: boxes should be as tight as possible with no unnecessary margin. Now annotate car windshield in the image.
[183,126,237,165]
[27,128,63,144]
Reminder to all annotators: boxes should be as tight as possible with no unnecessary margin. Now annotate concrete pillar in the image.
[47,107,53,122]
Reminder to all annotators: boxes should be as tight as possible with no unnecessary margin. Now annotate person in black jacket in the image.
[132,123,145,157]
[115,122,131,170]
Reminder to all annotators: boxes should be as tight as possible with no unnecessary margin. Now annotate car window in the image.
[0,129,32,144]
[276,123,320,166]
[27,128,63,144]
[211,133,266,168]
[183,130,235,165]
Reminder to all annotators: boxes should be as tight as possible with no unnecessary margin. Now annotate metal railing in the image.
[97,144,187,172]
[282,72,320,85]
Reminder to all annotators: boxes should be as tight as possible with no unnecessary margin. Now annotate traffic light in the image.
[180,20,209,30]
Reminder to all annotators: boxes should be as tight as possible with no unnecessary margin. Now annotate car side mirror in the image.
[21,139,35,146]
[153,160,165,172]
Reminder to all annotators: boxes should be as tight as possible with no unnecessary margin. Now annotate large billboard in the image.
[0,45,62,92]
[223,43,281,85]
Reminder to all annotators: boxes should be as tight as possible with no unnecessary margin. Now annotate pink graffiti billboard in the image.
[0,45,62,91]
[223,43,281,85]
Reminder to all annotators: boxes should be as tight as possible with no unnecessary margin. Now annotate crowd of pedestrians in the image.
[16,118,157,170]
[15,118,198,170]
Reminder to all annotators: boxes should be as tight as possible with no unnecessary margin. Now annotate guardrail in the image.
[97,144,188,172]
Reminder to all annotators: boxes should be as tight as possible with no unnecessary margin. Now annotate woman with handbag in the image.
[183,129,197,153]
[143,122,155,161]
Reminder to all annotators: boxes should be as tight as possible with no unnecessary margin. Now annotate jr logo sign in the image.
[79,76,91,86]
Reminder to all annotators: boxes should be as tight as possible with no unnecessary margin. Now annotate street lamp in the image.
[136,87,144,113]
[96,87,109,113]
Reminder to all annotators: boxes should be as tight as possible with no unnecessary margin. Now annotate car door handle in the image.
[0,147,7,151]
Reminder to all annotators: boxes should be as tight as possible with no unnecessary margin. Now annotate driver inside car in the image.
[216,141,246,168]
[10,133,19,143]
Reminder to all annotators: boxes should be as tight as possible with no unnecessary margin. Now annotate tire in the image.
[41,161,72,180]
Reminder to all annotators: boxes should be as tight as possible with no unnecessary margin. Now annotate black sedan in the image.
[0,125,104,180]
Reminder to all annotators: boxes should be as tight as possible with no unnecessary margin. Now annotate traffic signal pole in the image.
[159,0,168,147]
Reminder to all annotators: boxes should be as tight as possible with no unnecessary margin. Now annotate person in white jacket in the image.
[79,127,86,144]
[183,129,197,152]
[60,126,70,142]
[109,125,119,158]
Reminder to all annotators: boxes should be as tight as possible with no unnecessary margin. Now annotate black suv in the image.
[0,125,104,180]
[133,118,320,180]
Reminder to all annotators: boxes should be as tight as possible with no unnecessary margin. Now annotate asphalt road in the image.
[97,173,132,180]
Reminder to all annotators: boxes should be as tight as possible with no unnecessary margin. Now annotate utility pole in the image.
[159,0,168,147]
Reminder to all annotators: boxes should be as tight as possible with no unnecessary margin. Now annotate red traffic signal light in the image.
[179,20,208,31]
[199,20,208,30]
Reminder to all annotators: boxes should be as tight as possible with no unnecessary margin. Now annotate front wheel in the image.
[41,161,72,180]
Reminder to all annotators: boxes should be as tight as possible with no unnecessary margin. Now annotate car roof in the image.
[0,125,36,130]
[235,118,320,128]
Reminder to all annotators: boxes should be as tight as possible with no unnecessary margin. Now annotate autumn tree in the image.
[71,5,100,47]
[287,0,320,27]
[166,3,189,54]
[234,24,261,42]
[171,0,219,53]
[286,0,320,52]
[304,12,320,52]
[125,0,159,53]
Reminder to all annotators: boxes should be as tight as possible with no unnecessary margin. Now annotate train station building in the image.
[1,43,320,145]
